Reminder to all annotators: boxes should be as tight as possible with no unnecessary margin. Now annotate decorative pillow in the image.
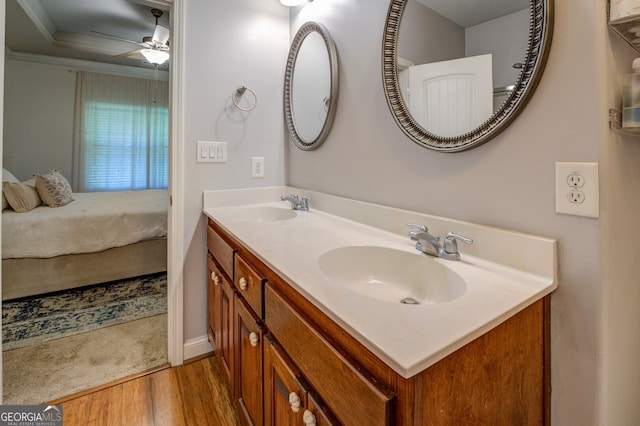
[2,168,19,210]
[35,170,73,208]
[3,178,41,213]
[2,168,19,183]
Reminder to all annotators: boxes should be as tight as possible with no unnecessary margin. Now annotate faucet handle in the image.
[407,223,428,240]
[443,232,473,254]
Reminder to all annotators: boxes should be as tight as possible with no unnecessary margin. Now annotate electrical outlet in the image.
[555,162,599,218]
[567,174,585,187]
[252,157,264,178]
[568,190,585,203]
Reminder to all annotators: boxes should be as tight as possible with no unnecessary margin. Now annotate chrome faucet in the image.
[407,224,473,261]
[280,194,310,211]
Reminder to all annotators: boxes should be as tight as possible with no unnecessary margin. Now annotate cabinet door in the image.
[235,295,264,426]
[264,335,308,426]
[207,255,222,350]
[218,269,236,391]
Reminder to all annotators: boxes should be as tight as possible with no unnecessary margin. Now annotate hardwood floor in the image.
[50,354,241,426]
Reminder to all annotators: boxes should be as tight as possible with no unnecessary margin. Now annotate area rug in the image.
[2,272,167,350]
[3,313,168,404]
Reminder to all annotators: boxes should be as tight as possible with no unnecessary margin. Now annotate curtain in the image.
[72,72,169,192]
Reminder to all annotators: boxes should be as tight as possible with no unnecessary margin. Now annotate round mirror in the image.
[382,0,553,152]
[284,22,339,151]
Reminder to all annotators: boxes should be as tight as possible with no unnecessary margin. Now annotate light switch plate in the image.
[196,141,227,163]
[555,162,599,218]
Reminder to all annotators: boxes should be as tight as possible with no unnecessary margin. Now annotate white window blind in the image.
[73,72,169,192]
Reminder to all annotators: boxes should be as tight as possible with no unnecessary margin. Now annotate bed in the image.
[2,189,168,301]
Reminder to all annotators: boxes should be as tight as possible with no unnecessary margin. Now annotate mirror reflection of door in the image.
[397,0,529,138]
[404,54,493,137]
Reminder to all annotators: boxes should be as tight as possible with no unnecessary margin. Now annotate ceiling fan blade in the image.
[152,25,170,46]
[117,48,144,58]
[91,30,147,47]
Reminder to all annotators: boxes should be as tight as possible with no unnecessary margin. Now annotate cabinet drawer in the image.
[234,255,265,318]
[207,221,235,279]
[265,283,395,426]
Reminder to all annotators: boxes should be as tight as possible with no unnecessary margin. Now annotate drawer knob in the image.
[303,410,316,425]
[211,272,220,285]
[239,277,248,290]
[249,332,259,347]
[288,392,301,413]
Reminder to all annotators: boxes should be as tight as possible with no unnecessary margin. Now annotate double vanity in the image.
[203,187,557,425]
[204,0,557,423]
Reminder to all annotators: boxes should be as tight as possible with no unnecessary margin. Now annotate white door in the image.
[408,54,493,137]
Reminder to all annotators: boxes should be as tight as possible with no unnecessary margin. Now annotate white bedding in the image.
[2,189,168,259]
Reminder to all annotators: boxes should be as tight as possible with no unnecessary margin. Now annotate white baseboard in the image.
[183,335,213,361]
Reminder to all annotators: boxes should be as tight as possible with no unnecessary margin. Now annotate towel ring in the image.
[232,86,257,112]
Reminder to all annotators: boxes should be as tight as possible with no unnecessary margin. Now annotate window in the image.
[73,72,169,192]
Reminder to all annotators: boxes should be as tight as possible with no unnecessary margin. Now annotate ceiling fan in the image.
[91,8,170,65]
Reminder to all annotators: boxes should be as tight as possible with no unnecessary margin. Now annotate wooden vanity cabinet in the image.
[264,334,339,426]
[206,255,219,348]
[206,218,550,425]
[235,294,265,426]
[264,334,308,425]
[235,255,265,318]
[267,265,550,426]
[206,220,237,390]
[207,220,268,426]
[206,252,235,389]
[217,263,236,389]
[265,282,395,426]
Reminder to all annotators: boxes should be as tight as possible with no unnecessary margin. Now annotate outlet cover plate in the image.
[555,162,599,218]
[252,157,265,178]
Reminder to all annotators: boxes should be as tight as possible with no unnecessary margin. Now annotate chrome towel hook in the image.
[232,85,257,111]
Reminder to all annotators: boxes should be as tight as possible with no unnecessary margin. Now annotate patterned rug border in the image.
[2,273,167,351]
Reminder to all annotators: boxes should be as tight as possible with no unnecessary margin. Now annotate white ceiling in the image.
[5,0,170,69]
[416,0,529,28]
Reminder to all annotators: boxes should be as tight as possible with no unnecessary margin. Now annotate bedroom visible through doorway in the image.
[1,0,179,404]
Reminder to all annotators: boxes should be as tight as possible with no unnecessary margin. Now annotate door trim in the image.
[167,0,184,366]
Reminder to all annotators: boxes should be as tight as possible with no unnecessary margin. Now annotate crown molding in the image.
[6,49,169,81]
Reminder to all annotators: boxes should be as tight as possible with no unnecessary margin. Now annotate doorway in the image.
[0,0,183,403]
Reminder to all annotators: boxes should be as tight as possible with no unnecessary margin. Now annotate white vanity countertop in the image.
[203,187,558,379]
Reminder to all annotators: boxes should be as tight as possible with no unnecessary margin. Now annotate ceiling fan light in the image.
[141,49,169,65]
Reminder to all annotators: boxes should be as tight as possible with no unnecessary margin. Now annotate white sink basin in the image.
[318,246,467,304]
[233,206,297,222]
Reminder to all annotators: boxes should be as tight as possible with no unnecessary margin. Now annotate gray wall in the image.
[285,0,636,424]
[398,0,463,65]
[603,22,640,425]
[181,0,289,348]
[3,57,169,184]
[465,8,529,89]
[3,59,75,181]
